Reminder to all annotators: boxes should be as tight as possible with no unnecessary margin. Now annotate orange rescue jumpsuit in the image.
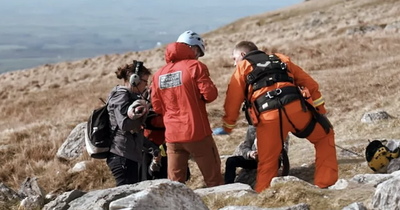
[222,51,338,193]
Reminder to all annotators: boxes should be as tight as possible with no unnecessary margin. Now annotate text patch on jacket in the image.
[159,71,182,89]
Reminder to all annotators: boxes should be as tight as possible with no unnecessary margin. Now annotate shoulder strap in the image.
[242,51,268,105]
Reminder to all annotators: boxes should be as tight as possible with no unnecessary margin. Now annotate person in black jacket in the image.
[225,125,289,184]
[106,60,151,186]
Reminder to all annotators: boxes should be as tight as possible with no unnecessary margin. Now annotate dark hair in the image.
[234,41,258,53]
[115,60,151,81]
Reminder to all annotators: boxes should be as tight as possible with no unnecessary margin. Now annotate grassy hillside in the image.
[0,0,399,209]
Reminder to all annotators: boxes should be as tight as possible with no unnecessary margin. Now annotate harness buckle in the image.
[281,62,287,70]
[265,88,282,99]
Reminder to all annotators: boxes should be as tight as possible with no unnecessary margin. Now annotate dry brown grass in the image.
[1,0,400,209]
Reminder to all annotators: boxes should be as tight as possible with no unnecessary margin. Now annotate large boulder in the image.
[109,181,208,210]
[56,122,86,160]
[372,177,400,209]
[44,179,209,210]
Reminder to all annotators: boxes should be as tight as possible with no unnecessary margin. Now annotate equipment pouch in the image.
[245,105,259,126]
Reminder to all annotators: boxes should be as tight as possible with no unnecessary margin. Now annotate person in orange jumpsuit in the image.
[213,41,338,193]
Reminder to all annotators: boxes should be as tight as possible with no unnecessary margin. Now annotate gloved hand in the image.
[128,99,148,120]
[212,127,229,135]
[149,159,161,172]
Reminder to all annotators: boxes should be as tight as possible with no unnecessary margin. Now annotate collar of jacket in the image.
[243,50,266,59]
[165,42,196,63]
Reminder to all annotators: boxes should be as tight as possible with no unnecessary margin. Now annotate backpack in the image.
[84,92,118,159]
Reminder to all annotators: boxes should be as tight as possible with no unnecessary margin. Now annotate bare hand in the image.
[249,151,258,160]
[154,154,161,162]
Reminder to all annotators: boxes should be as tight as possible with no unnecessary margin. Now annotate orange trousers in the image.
[255,100,338,193]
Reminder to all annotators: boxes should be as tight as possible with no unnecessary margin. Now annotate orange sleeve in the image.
[222,61,252,132]
[276,53,327,114]
[196,62,218,103]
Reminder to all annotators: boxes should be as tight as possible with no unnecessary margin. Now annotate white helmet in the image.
[177,30,205,57]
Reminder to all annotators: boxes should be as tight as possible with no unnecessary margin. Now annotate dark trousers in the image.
[225,156,258,184]
[140,152,154,181]
[107,153,139,186]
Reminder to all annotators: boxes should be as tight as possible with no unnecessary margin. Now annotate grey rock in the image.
[68,161,89,173]
[19,195,44,210]
[387,158,400,173]
[341,202,367,210]
[271,176,314,188]
[219,203,309,210]
[361,111,392,123]
[109,181,209,210]
[350,174,393,186]
[18,177,44,199]
[328,179,348,190]
[67,179,195,210]
[194,183,256,198]
[0,182,20,202]
[372,177,400,209]
[56,122,86,160]
[18,177,45,210]
[42,190,86,210]
[346,25,383,35]
[384,21,400,32]
[386,140,400,151]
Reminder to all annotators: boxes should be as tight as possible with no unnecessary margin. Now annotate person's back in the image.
[151,42,217,142]
[151,30,223,187]
[214,41,338,193]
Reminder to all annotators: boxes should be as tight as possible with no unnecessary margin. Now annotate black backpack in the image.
[85,92,118,159]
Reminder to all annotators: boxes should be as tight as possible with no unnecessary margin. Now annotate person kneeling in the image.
[224,125,289,184]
